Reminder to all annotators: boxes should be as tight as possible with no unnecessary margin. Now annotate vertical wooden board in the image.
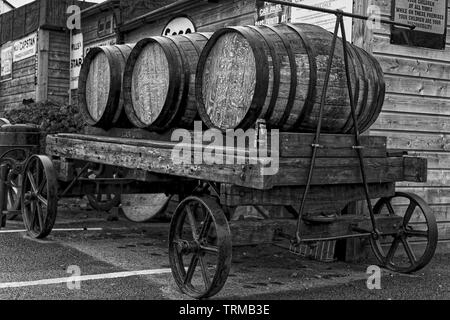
[131,43,170,125]
[36,29,50,103]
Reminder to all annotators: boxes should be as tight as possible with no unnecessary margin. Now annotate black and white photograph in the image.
[0,0,448,311]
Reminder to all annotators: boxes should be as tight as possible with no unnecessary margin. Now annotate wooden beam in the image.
[230,215,403,246]
[36,28,49,102]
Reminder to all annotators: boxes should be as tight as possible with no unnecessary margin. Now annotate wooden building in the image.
[0,0,94,110]
[117,0,450,251]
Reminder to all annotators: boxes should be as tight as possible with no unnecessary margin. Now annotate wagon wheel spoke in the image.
[403,202,417,226]
[199,215,213,239]
[385,236,401,264]
[36,203,45,232]
[198,255,211,289]
[200,245,219,254]
[401,236,417,264]
[26,171,38,193]
[37,195,48,207]
[184,254,200,285]
[28,201,36,229]
[186,205,199,240]
[386,201,395,216]
[37,179,46,194]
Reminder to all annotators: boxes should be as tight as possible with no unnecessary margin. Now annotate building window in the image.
[97,15,114,37]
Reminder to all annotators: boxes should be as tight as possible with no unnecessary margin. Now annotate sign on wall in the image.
[13,33,37,62]
[70,33,83,90]
[290,0,353,38]
[256,1,289,25]
[0,43,13,81]
[162,17,196,36]
[391,0,448,49]
[84,37,117,56]
[255,0,353,39]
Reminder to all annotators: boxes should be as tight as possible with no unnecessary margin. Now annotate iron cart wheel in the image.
[169,196,232,299]
[370,192,438,273]
[21,155,58,239]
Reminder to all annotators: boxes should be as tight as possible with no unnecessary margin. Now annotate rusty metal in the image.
[370,192,438,273]
[21,155,58,239]
[169,195,232,299]
[294,17,341,244]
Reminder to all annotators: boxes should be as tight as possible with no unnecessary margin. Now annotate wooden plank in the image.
[46,134,425,190]
[373,36,450,61]
[221,183,395,207]
[230,215,403,246]
[384,75,450,98]
[377,55,450,80]
[36,29,49,102]
[280,133,387,158]
[84,128,388,158]
[371,131,450,152]
[373,112,450,134]
[381,94,450,116]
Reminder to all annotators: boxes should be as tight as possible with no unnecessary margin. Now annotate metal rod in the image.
[339,14,379,236]
[59,163,91,199]
[260,0,416,29]
[294,17,341,245]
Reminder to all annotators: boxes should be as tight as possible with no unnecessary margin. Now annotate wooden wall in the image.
[123,0,257,42]
[0,48,36,111]
[359,1,450,245]
[48,30,70,105]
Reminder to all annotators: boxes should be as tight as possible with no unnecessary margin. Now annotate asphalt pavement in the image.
[0,207,449,300]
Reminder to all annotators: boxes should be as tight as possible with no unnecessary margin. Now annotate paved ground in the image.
[0,208,449,300]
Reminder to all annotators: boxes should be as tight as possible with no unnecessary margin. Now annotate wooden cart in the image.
[0,126,436,299]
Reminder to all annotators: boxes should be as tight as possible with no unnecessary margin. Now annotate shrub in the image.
[0,101,86,153]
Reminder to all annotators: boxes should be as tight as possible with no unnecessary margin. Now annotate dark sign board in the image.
[391,0,448,49]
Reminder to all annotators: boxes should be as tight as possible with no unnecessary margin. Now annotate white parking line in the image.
[0,269,173,289]
[0,228,103,234]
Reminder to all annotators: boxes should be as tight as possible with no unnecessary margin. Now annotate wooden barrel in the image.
[196,24,385,133]
[122,33,212,132]
[78,45,134,128]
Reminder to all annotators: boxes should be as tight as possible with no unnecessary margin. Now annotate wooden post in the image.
[352,0,374,53]
[36,28,50,102]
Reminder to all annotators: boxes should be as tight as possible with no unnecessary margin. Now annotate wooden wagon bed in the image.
[46,131,427,191]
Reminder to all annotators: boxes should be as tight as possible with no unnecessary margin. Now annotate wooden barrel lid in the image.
[200,32,257,130]
[131,42,170,126]
[121,194,171,223]
[85,51,111,122]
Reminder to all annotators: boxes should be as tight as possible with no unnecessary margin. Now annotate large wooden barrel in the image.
[122,33,212,132]
[196,24,385,133]
[78,45,134,128]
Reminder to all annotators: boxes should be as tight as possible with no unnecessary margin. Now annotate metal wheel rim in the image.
[21,156,58,239]
[370,192,438,273]
[169,196,232,299]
